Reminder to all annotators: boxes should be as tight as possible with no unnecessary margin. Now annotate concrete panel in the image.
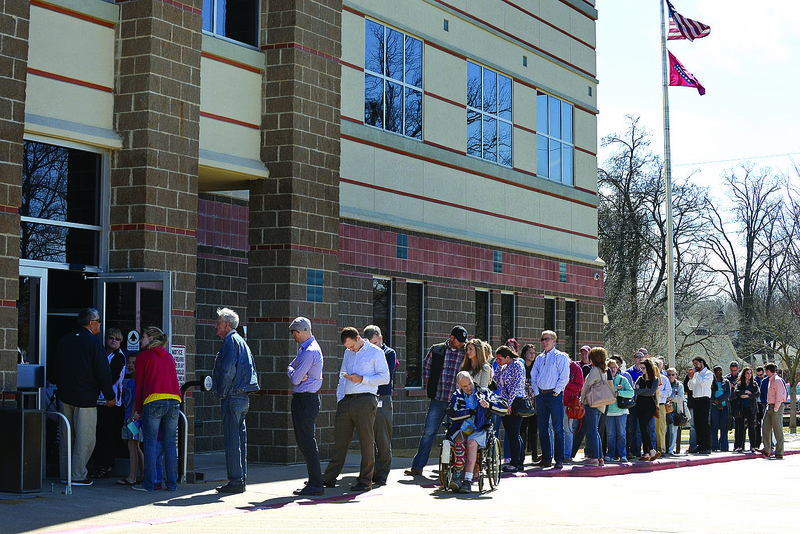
[574,150,597,194]
[424,45,466,105]
[341,63,365,122]
[342,10,365,68]
[514,81,537,133]
[199,116,264,177]
[374,149,424,193]
[422,95,465,153]
[341,139,376,184]
[513,127,536,176]
[200,58,261,126]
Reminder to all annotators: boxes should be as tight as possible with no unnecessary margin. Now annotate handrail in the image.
[178,411,188,484]
[48,411,72,495]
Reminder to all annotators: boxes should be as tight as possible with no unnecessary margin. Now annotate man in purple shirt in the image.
[287,317,324,496]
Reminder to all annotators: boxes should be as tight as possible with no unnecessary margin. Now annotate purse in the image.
[566,395,585,420]
[616,395,635,409]
[672,411,688,426]
[511,396,536,417]
[585,378,616,409]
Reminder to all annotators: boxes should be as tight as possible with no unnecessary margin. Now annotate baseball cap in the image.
[634,348,648,359]
[580,345,591,353]
[289,317,311,332]
[450,326,468,343]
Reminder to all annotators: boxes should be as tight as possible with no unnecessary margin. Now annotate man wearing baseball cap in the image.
[405,326,468,476]
[288,317,324,496]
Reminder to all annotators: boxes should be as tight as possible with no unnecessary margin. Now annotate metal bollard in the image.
[48,411,72,495]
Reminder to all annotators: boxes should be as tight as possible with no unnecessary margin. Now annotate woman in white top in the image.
[460,338,493,389]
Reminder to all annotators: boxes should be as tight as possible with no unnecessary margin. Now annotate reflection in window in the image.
[501,292,515,342]
[467,61,512,166]
[364,20,422,139]
[537,94,574,185]
[405,282,424,387]
[21,141,101,265]
[564,300,577,360]
[202,0,258,47]
[373,278,392,347]
[475,290,489,342]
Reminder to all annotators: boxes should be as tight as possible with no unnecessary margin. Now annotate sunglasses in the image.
[540,337,553,342]
[107,336,121,342]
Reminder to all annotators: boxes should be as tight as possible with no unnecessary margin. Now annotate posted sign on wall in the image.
[172,345,186,386]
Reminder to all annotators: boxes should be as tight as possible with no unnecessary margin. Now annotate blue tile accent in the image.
[559,262,567,283]
[397,233,408,259]
[307,269,324,302]
[493,251,503,273]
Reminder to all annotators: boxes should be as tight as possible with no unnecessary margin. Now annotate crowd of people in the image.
[52,311,788,496]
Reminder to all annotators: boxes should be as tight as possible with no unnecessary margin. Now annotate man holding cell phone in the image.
[322,327,390,492]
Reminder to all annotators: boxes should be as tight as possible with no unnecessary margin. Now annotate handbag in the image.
[511,396,536,417]
[672,411,688,427]
[616,395,635,409]
[585,378,616,409]
[566,396,585,420]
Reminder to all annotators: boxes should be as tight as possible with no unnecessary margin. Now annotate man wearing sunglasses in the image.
[529,330,570,468]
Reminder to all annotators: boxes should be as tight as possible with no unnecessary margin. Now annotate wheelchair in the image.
[438,421,501,493]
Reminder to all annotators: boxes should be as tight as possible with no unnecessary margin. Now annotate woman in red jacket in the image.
[133,326,181,492]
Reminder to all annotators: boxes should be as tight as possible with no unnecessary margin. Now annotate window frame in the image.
[536,93,574,185]
[363,19,423,140]
[467,61,512,166]
[202,0,260,49]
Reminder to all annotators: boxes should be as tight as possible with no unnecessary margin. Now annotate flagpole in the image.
[660,0,677,368]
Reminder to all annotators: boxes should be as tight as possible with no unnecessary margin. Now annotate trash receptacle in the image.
[0,392,43,493]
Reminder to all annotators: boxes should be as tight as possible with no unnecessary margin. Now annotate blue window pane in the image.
[365,20,385,74]
[202,0,213,32]
[561,102,573,144]
[498,74,512,121]
[385,81,403,133]
[386,28,404,81]
[549,139,561,182]
[498,121,512,167]
[482,69,497,114]
[548,96,560,139]
[405,36,422,88]
[483,116,497,162]
[537,94,548,134]
[562,145,573,185]
[467,62,482,109]
[537,136,548,177]
[467,110,481,157]
[405,87,422,139]
[365,74,384,127]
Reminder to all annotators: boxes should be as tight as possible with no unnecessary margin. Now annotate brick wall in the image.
[111,0,201,473]
[0,0,29,388]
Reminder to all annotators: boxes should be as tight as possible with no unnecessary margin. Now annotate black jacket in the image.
[52,327,114,407]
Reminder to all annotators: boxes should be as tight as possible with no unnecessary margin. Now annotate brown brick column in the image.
[247,0,342,463]
[0,0,30,388]
[111,0,201,473]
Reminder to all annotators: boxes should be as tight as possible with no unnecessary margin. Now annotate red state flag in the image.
[668,51,706,96]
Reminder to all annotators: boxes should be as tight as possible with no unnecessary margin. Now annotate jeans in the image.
[584,406,602,460]
[710,404,729,451]
[142,399,179,491]
[688,408,697,449]
[58,403,97,481]
[221,394,250,485]
[563,411,574,457]
[502,414,523,467]
[626,411,641,457]
[606,415,627,459]
[411,399,448,471]
[666,420,676,454]
[536,392,565,463]
[292,393,322,488]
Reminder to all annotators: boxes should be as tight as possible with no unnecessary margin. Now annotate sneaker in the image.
[131,484,150,492]
[153,484,162,491]
[604,456,612,463]
[458,480,472,494]
[501,465,518,473]
[72,479,93,486]
[403,468,422,476]
[620,457,628,462]
[216,483,245,494]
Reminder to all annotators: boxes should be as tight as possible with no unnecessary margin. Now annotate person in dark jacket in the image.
[212,307,260,493]
[732,367,760,452]
[52,307,115,486]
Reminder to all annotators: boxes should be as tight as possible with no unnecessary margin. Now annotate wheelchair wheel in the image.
[477,449,485,493]
[486,435,501,489]
[438,442,454,490]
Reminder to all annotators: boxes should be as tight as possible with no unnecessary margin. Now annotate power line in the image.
[673,151,800,167]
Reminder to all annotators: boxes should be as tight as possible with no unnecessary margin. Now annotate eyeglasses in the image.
[667,373,676,376]
[540,337,553,342]
[107,336,121,342]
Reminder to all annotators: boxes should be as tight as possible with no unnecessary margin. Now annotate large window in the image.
[467,62,512,166]
[564,300,577,360]
[543,297,556,332]
[405,282,424,387]
[364,20,422,139]
[202,0,258,47]
[537,94,573,185]
[500,292,515,343]
[373,277,392,347]
[21,141,102,266]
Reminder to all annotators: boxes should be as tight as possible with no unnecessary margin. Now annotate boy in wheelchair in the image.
[444,371,508,493]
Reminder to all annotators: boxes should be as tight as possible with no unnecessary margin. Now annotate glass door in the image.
[18,266,48,409]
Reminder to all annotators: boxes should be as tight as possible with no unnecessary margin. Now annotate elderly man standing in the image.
[212,307,259,494]
[287,317,324,496]
[529,330,570,469]
[363,325,397,486]
[322,327,390,492]
[405,326,468,477]
[52,308,115,486]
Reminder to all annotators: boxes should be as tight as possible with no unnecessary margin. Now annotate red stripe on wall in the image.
[0,205,19,214]
[110,224,196,237]
[199,111,260,130]
[31,0,116,28]
[500,0,595,49]
[201,52,263,74]
[424,90,465,110]
[250,243,337,255]
[172,309,195,317]
[27,68,113,93]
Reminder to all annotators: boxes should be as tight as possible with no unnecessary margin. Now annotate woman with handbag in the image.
[634,358,661,461]
[579,347,614,467]
[665,368,684,456]
[605,358,633,462]
[732,367,760,452]
[494,345,526,472]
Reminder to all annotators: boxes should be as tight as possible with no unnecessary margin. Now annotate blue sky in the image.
[596,1,800,193]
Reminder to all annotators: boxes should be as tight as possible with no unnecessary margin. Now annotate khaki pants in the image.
[323,394,378,486]
[59,403,97,481]
[656,404,667,452]
[761,404,784,456]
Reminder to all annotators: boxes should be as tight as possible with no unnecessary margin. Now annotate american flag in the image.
[667,1,711,41]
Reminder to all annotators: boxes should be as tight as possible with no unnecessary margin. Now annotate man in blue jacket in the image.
[212,307,259,493]
[52,308,115,486]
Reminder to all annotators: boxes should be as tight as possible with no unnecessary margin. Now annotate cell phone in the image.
[340,371,348,378]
